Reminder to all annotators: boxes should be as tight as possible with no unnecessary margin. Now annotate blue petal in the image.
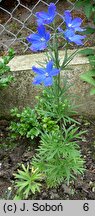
[32,74,46,85]
[64,10,72,25]
[74,27,85,32]
[26,33,40,43]
[37,25,46,37]
[64,11,85,33]
[45,31,50,41]
[30,41,47,51]
[43,76,53,86]
[64,29,86,45]
[64,29,75,38]
[50,68,60,76]
[48,3,56,16]
[32,66,45,75]
[71,17,82,27]
[36,18,44,25]
[71,35,86,45]
[46,60,53,72]
[37,25,50,41]
[36,11,49,20]
[36,13,49,25]
[57,27,64,33]
[37,17,53,25]
[36,3,56,24]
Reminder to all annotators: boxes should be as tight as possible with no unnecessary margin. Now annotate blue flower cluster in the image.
[26,3,86,86]
[26,3,56,52]
[59,10,86,45]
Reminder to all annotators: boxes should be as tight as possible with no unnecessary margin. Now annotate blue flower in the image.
[58,10,86,45]
[32,61,60,86]
[63,10,85,32]
[64,29,86,45]
[36,3,57,25]
[26,25,50,51]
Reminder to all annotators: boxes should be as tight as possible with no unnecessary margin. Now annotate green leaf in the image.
[79,48,95,56]
[75,0,85,8]
[84,27,95,34]
[0,62,4,70]
[90,87,95,95]
[84,3,93,18]
[88,55,95,66]
[14,195,22,200]
[80,70,95,86]
[24,186,30,198]
[8,48,15,58]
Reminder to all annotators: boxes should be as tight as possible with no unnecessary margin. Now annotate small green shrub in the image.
[10,107,40,139]
[0,48,15,89]
[10,83,77,141]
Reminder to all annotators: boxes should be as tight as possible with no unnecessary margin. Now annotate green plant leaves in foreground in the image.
[32,125,85,188]
[0,48,15,89]
[14,164,42,199]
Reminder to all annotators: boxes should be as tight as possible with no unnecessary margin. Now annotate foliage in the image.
[10,76,78,139]
[10,107,40,140]
[75,0,95,19]
[0,48,15,89]
[32,125,85,188]
[35,84,78,125]
[14,164,42,199]
[10,93,76,140]
[78,0,95,94]
[9,106,58,139]
[75,0,95,35]
[80,48,95,95]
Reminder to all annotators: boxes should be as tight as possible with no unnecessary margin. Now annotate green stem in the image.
[60,42,68,70]
[54,32,60,110]
[61,48,78,70]
[52,23,63,130]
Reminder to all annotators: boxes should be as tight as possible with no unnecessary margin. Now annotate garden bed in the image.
[0,116,95,200]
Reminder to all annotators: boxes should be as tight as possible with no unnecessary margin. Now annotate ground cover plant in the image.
[7,3,89,200]
[0,48,15,89]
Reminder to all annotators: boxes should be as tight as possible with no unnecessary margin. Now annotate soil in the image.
[0,0,95,55]
[0,116,95,200]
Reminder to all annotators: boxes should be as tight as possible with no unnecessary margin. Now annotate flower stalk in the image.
[26,3,86,128]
